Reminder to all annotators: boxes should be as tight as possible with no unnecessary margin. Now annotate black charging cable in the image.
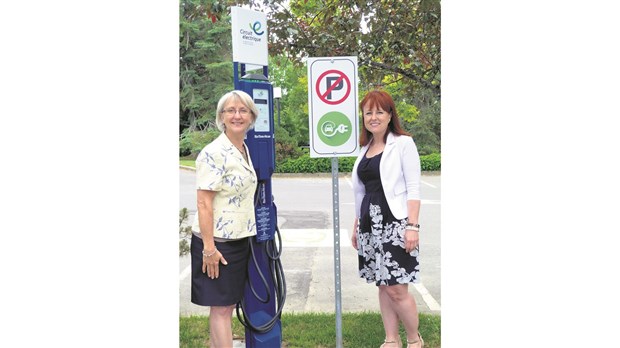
[236,183,287,334]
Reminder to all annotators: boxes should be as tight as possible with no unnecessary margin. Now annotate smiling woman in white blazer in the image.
[351,131,421,220]
[350,90,424,348]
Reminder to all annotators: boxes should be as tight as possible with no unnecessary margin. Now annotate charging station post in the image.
[233,62,283,348]
[229,6,284,347]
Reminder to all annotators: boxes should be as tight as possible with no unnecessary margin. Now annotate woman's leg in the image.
[379,286,402,347]
[383,284,420,344]
[209,304,236,348]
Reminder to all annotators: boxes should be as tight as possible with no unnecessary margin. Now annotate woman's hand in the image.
[404,230,419,253]
[351,220,359,250]
[351,229,358,250]
[202,249,228,279]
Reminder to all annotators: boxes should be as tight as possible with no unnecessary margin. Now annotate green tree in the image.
[179,0,236,156]
[280,76,310,146]
[180,0,441,155]
[262,0,440,98]
[383,79,440,155]
[262,0,441,152]
[267,55,309,146]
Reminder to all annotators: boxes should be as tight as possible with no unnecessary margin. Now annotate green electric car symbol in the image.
[317,112,352,147]
[321,122,348,137]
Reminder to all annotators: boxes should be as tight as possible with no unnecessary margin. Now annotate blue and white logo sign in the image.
[231,7,268,66]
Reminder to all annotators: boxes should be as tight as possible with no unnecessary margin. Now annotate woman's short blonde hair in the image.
[215,90,259,132]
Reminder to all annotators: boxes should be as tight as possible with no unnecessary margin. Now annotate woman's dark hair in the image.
[359,90,410,146]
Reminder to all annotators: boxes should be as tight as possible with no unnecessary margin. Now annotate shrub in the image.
[275,127,304,164]
[276,153,440,173]
[420,153,441,171]
[179,208,192,256]
[179,128,220,157]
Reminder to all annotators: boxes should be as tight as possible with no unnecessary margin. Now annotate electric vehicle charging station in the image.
[229,7,284,346]
[233,63,284,348]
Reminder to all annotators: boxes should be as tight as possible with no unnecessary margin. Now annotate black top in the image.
[357,152,384,194]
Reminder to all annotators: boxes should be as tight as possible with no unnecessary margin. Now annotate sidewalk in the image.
[179,215,440,315]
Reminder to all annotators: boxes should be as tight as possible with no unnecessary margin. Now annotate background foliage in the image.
[276,153,440,173]
[179,0,441,160]
[179,0,233,157]
[179,208,192,256]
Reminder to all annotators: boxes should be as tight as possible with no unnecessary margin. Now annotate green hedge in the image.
[275,153,440,173]
[420,153,441,171]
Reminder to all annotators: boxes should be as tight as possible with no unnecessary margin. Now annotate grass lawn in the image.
[180,159,195,168]
[180,312,440,348]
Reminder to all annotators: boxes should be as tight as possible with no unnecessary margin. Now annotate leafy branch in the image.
[179,208,192,256]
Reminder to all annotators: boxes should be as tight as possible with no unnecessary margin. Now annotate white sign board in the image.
[231,7,268,66]
[308,57,359,158]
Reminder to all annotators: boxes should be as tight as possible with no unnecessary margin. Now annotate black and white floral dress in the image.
[356,151,420,286]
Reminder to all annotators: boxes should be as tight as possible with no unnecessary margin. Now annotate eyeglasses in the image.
[222,108,250,116]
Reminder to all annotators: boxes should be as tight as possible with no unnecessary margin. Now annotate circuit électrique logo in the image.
[249,21,264,35]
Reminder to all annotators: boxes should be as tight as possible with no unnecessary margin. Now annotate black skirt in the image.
[191,234,250,306]
[356,152,420,286]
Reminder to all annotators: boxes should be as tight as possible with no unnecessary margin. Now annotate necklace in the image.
[234,144,248,162]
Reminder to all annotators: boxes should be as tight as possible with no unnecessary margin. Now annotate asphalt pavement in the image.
[179,167,441,318]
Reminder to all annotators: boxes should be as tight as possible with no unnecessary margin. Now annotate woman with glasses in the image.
[351,90,424,348]
[189,90,258,347]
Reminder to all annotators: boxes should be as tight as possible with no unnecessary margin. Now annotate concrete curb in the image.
[179,165,440,176]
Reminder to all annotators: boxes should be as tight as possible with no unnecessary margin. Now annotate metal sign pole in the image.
[331,156,343,348]
[308,56,359,347]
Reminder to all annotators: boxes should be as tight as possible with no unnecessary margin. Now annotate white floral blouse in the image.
[191,133,258,240]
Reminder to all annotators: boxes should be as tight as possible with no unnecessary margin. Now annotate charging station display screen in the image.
[252,89,270,132]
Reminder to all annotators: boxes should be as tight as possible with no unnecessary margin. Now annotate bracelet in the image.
[202,248,217,258]
[405,222,420,232]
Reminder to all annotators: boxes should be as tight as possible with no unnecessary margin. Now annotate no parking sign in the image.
[308,57,360,158]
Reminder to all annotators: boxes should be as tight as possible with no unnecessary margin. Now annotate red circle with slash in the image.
[315,69,351,105]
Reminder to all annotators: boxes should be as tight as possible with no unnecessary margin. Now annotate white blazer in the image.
[351,132,421,219]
